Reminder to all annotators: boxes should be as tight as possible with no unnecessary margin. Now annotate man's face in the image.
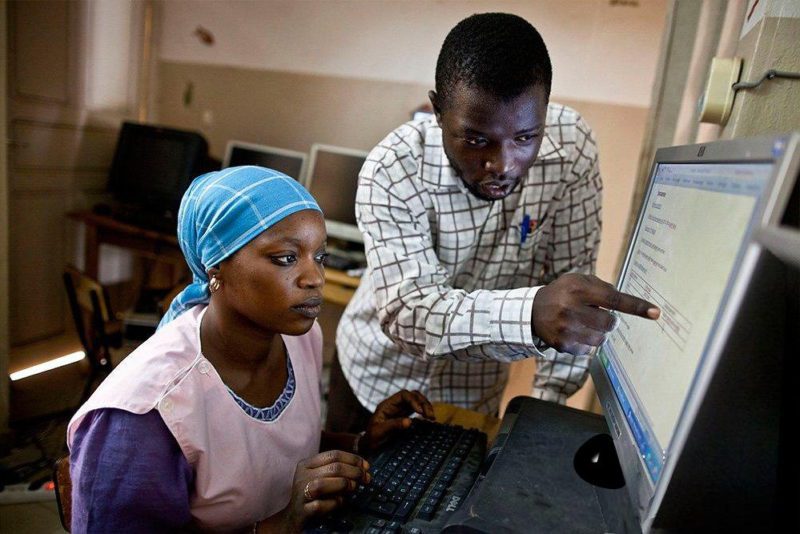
[431,83,548,201]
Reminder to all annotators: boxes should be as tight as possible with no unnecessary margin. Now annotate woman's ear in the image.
[207,266,220,280]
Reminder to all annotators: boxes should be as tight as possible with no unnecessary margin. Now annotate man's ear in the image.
[428,90,443,127]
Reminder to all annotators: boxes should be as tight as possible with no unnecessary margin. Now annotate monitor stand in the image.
[574,433,625,489]
[442,396,640,533]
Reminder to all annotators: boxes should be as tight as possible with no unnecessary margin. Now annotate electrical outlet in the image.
[698,57,743,125]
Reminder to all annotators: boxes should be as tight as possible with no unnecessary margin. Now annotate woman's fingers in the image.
[303,449,368,472]
[376,390,435,420]
[407,390,435,419]
[303,496,345,517]
[304,477,359,500]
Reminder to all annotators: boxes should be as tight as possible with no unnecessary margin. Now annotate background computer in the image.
[437,133,800,533]
[305,143,368,269]
[106,121,211,232]
[223,140,307,183]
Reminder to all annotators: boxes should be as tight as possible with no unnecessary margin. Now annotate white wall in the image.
[158,0,668,107]
[85,0,134,110]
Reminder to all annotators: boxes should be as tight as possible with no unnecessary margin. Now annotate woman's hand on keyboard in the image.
[363,390,436,454]
[268,450,370,532]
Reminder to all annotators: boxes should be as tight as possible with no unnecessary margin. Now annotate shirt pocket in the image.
[503,216,550,278]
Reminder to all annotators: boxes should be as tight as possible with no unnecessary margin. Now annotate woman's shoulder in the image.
[70,307,205,427]
[112,306,203,380]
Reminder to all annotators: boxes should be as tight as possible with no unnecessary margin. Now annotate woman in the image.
[67,166,434,532]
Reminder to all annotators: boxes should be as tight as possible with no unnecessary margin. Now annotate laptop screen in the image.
[597,160,773,482]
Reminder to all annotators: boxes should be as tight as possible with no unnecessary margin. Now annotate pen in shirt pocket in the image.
[520,214,545,244]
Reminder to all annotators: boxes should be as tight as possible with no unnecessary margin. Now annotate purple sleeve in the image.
[70,408,194,533]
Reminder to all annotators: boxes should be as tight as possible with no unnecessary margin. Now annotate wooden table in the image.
[67,211,184,280]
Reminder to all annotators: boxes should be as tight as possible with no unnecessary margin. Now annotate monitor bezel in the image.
[305,143,368,244]
[591,133,800,530]
[222,140,309,185]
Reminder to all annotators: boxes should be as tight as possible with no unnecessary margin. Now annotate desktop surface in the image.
[442,396,638,534]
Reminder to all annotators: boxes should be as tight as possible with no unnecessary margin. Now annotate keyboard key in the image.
[417,503,437,521]
[325,517,354,532]
[368,500,397,518]
[327,420,486,528]
[394,499,416,521]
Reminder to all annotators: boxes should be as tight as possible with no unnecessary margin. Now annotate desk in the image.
[68,212,184,280]
[68,211,362,302]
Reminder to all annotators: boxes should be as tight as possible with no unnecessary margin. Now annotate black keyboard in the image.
[308,420,487,533]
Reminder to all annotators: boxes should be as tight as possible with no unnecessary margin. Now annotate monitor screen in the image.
[108,122,208,213]
[588,135,800,531]
[306,144,368,243]
[597,160,772,483]
[223,141,307,182]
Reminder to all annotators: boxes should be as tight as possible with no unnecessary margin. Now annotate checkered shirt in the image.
[336,103,601,414]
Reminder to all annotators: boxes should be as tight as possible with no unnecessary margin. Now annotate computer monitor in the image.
[107,121,209,215]
[305,144,368,244]
[592,133,800,531]
[223,141,307,183]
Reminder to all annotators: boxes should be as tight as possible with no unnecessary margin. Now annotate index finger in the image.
[407,390,435,420]
[383,390,434,420]
[590,282,660,320]
[304,450,368,471]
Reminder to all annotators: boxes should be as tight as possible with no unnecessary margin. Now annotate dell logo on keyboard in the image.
[445,495,461,512]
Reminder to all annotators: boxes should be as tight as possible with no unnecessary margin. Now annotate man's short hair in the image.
[435,13,552,109]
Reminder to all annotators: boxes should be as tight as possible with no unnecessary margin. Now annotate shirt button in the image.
[198,361,210,374]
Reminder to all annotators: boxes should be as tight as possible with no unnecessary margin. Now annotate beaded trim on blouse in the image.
[226,353,296,422]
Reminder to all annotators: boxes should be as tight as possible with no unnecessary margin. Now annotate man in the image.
[329,13,659,432]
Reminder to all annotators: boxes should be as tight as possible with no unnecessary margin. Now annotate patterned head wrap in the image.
[159,166,321,327]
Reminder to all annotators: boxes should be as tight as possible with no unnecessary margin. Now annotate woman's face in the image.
[214,209,327,336]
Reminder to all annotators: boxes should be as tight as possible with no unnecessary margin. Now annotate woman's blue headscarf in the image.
[159,166,322,328]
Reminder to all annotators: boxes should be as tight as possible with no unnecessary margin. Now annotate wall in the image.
[158,0,665,107]
[724,0,800,138]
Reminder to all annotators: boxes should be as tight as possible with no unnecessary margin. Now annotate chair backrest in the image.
[54,455,72,532]
[63,265,121,368]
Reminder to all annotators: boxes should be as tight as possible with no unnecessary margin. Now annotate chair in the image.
[53,455,72,532]
[63,265,123,402]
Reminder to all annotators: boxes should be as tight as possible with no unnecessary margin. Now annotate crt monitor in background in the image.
[591,134,800,531]
[223,141,307,182]
[305,144,368,244]
[107,122,209,215]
